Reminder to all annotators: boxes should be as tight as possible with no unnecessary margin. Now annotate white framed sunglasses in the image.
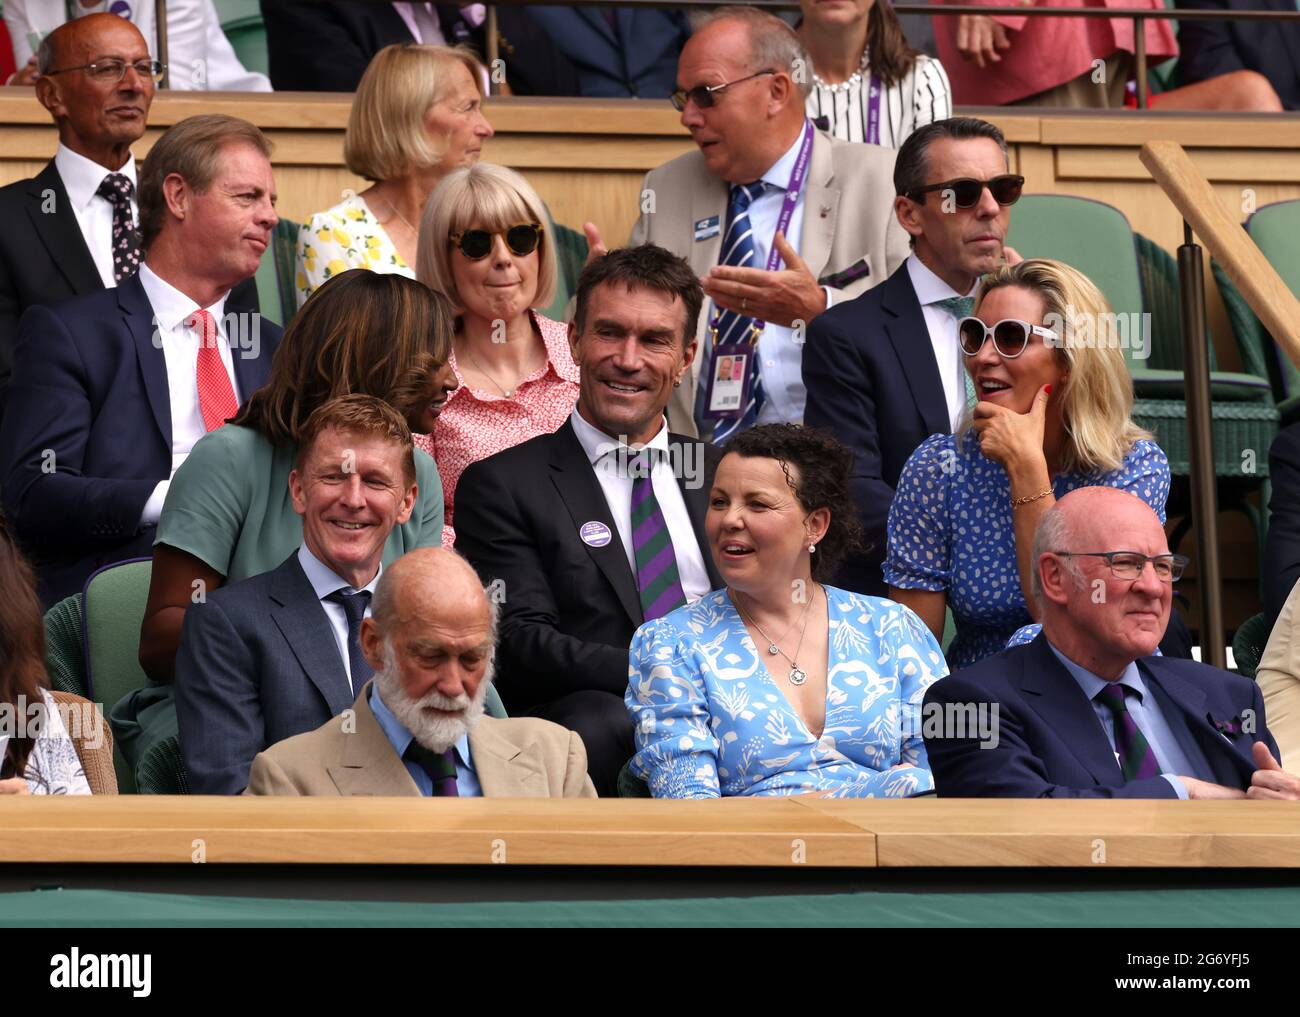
[958,316,1058,359]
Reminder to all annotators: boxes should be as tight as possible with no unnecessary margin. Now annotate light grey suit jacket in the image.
[629,127,911,435]
[244,682,597,798]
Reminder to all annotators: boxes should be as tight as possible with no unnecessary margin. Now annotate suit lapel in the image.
[882,267,950,438]
[119,274,173,449]
[578,6,618,47]
[225,299,269,401]
[549,420,643,627]
[1141,662,1257,787]
[470,720,550,797]
[799,129,837,283]
[328,685,422,796]
[27,162,102,295]
[1017,636,1126,786]
[671,434,724,589]
[268,554,358,718]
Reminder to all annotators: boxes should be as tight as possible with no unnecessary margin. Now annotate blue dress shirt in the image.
[1048,642,1215,799]
[368,683,481,797]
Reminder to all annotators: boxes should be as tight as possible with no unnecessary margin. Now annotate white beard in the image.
[375,644,491,753]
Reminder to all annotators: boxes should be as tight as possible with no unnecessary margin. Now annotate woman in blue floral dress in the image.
[626,425,947,799]
[884,259,1170,669]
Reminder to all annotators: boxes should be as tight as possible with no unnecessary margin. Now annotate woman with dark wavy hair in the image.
[625,424,946,798]
[129,270,457,755]
[798,0,951,147]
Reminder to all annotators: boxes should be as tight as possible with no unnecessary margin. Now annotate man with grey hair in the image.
[620,4,908,440]
[247,548,596,798]
[924,487,1300,800]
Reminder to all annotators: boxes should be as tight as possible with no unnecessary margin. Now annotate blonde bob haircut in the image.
[971,258,1151,475]
[344,44,483,182]
[417,162,557,311]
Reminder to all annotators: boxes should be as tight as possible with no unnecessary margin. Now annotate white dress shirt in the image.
[736,122,836,426]
[137,263,239,524]
[907,252,978,433]
[298,545,382,693]
[569,409,712,604]
[53,143,138,290]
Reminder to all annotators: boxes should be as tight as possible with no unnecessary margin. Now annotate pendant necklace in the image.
[733,586,816,686]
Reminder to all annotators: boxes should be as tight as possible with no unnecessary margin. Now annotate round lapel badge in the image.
[579,520,612,548]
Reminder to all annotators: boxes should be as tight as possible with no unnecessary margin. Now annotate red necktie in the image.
[187,309,238,432]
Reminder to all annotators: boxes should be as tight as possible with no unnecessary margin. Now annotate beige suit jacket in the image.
[629,127,911,435]
[244,683,597,798]
[1256,584,1300,767]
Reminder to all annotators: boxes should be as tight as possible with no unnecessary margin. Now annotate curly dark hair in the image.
[722,424,862,582]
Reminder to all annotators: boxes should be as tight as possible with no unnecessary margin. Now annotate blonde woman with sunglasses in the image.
[884,258,1171,669]
[415,162,577,544]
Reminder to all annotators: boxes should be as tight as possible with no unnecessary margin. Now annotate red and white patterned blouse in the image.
[415,310,580,545]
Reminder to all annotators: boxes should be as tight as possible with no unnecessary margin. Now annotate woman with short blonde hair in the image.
[413,163,577,543]
[884,258,1170,668]
[296,44,493,305]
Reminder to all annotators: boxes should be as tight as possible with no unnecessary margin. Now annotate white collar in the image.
[758,120,812,192]
[137,262,230,332]
[569,407,670,466]
[907,252,978,305]
[297,543,383,601]
[54,143,137,213]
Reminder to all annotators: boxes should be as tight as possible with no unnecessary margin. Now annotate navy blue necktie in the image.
[326,589,373,693]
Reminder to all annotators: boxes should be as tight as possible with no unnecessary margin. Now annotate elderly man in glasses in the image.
[923,487,1300,800]
[615,5,909,443]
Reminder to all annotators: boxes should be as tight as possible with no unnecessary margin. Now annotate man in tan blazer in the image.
[625,6,910,436]
[246,548,596,798]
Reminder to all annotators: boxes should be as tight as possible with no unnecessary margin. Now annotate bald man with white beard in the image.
[245,548,596,798]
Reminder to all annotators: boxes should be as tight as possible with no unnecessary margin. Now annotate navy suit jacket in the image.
[1177,0,1300,110]
[175,551,359,795]
[0,272,280,605]
[924,635,1279,798]
[803,261,948,596]
[1264,421,1300,627]
[528,7,689,97]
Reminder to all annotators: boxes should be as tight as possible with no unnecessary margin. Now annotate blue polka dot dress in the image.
[883,431,1170,670]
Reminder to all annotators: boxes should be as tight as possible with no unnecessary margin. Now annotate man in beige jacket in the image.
[246,548,596,798]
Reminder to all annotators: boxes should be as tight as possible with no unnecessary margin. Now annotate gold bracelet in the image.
[1010,488,1054,508]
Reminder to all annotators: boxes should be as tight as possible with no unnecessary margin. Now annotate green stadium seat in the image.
[1232,611,1270,679]
[214,0,269,79]
[254,219,301,327]
[43,594,87,698]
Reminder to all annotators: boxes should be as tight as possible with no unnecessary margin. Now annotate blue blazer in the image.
[924,634,1279,798]
[0,273,280,605]
[1177,0,1300,111]
[803,262,948,596]
[528,7,689,98]
[175,551,359,795]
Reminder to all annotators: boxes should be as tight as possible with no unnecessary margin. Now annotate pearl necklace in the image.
[811,48,871,95]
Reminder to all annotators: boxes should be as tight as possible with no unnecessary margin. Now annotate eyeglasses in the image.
[449,223,544,261]
[958,317,1057,358]
[906,174,1024,209]
[1052,551,1189,583]
[670,69,776,112]
[43,58,165,83]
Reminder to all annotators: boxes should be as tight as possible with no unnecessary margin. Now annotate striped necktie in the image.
[699,181,766,444]
[1095,683,1163,781]
[629,450,686,621]
[933,295,978,409]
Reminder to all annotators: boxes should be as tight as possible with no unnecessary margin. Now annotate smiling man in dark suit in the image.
[455,245,723,795]
[0,113,281,605]
[0,14,258,420]
[802,116,1020,596]
[925,487,1300,800]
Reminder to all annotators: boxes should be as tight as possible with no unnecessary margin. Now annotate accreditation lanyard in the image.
[865,72,882,145]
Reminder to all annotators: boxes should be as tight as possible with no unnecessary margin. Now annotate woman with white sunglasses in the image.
[884,258,1170,668]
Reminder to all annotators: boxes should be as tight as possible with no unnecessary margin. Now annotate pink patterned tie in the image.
[187,309,238,432]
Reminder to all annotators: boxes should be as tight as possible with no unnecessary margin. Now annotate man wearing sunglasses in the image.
[627,6,910,439]
[0,14,259,422]
[804,116,1020,597]
[925,487,1300,800]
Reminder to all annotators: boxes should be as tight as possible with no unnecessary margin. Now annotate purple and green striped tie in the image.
[1095,683,1163,781]
[630,450,687,621]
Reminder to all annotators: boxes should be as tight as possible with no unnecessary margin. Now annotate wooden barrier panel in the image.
[3,797,1299,868]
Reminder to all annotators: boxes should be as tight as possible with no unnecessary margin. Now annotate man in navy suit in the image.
[1178,0,1300,111]
[925,487,1300,800]
[529,6,690,97]
[175,395,419,795]
[0,113,282,605]
[802,117,1019,596]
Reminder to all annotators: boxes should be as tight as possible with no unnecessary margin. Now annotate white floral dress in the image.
[22,689,93,795]
[295,192,413,307]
